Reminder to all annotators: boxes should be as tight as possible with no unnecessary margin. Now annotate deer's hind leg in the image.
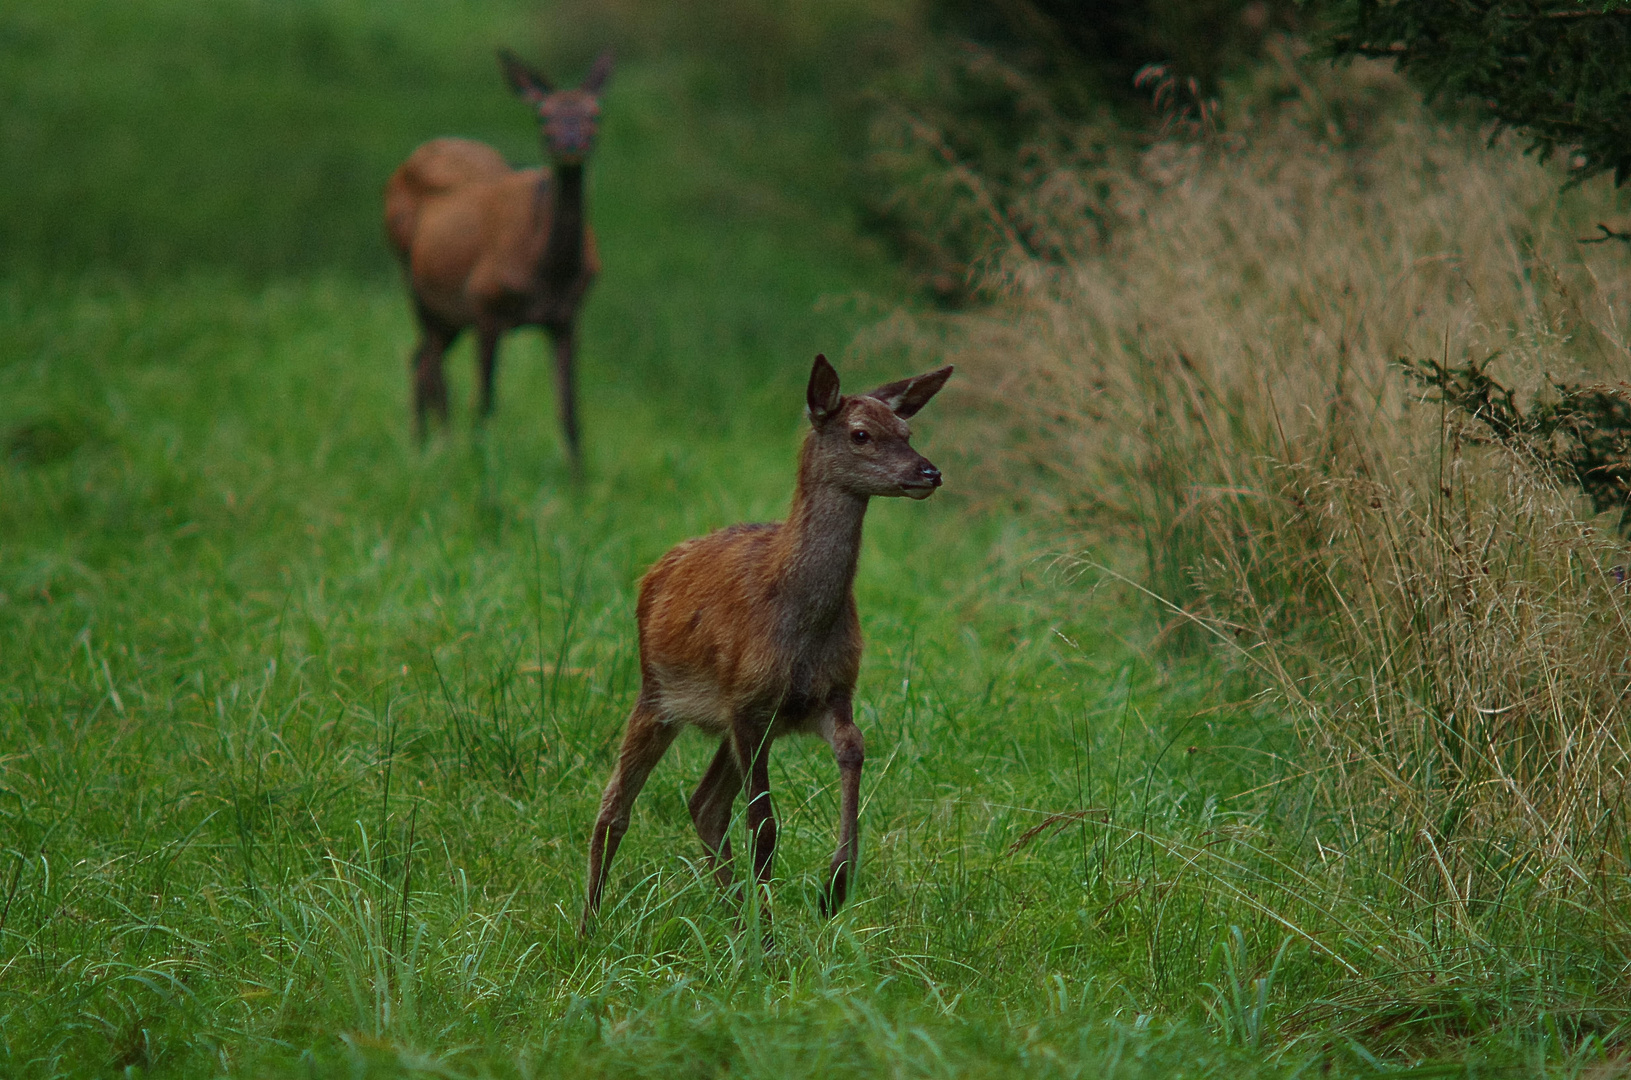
[688,738,742,893]
[582,702,679,933]
[411,302,459,443]
[474,322,500,421]
[731,717,778,901]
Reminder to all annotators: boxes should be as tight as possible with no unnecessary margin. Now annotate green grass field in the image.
[3,1,1623,1076]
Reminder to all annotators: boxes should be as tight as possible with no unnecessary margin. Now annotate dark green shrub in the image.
[1325,0,1631,185]
[860,0,1307,303]
[1400,353,1631,528]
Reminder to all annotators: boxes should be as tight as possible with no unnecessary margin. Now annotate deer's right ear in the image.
[807,354,843,425]
[867,365,953,418]
[583,49,614,95]
[498,49,552,104]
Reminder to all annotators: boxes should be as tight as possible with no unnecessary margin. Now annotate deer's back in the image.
[637,523,861,734]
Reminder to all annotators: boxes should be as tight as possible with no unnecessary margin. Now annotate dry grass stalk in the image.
[893,47,1631,894]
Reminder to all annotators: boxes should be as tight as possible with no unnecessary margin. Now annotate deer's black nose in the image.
[921,463,942,486]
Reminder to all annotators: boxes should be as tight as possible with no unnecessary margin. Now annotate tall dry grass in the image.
[883,44,1631,904]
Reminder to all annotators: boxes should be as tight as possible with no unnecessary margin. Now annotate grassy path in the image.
[0,3,1312,1076]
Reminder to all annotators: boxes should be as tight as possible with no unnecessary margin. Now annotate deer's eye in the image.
[851,429,870,444]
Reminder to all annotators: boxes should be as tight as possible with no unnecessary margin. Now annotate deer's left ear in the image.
[807,354,843,425]
[498,49,552,104]
[867,365,953,418]
[583,49,614,95]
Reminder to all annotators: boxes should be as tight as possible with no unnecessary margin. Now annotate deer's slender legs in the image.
[688,738,743,893]
[546,322,581,471]
[475,322,502,420]
[411,305,459,443]
[581,702,678,933]
[731,719,778,912]
[820,701,864,917]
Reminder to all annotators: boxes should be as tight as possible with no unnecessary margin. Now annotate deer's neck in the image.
[776,460,869,633]
[535,162,586,290]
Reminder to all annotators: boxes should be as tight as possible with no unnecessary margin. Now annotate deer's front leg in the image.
[820,699,864,917]
[545,322,582,473]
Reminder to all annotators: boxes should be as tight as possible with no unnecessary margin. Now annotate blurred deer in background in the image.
[385,48,610,468]
[581,355,954,937]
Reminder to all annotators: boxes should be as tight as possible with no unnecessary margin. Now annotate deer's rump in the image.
[384,138,512,260]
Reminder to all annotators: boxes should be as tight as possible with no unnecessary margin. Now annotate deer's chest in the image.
[773,605,861,716]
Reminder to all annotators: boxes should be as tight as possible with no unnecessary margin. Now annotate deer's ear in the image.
[583,49,614,95]
[867,365,953,418]
[807,354,843,425]
[498,48,552,104]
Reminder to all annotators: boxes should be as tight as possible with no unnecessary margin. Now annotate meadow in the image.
[3,1,1630,1077]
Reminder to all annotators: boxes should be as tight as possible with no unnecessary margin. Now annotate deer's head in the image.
[804,355,953,500]
[499,49,612,167]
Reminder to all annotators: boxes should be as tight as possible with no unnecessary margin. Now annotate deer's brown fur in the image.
[582,356,953,934]
[384,50,610,466]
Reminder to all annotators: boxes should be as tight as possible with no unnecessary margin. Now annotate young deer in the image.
[384,49,610,466]
[582,355,953,933]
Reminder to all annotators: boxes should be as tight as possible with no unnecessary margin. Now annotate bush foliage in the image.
[1325,0,1631,184]
[1400,353,1631,527]
[860,0,1305,302]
